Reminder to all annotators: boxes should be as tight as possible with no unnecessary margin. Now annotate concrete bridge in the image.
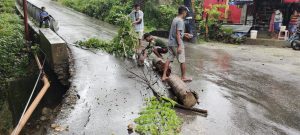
[16,0,148,134]
[16,0,69,86]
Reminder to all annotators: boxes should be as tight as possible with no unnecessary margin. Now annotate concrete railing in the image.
[15,0,69,86]
[16,0,59,32]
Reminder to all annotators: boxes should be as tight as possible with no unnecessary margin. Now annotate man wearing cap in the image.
[162,5,193,82]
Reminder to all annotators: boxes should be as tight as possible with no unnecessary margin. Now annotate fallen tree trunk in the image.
[148,84,207,115]
[125,66,207,115]
[167,75,198,108]
[152,56,198,108]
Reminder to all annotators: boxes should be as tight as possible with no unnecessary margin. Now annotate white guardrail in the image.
[16,0,59,32]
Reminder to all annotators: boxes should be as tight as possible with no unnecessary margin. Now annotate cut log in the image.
[167,75,197,108]
[152,56,197,108]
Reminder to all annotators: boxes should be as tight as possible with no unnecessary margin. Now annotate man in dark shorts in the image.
[143,33,168,58]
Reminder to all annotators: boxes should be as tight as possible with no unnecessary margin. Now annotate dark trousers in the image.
[39,16,50,28]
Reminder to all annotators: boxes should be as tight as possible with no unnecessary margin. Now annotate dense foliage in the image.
[77,16,138,57]
[0,0,28,97]
[58,0,182,31]
[143,1,177,30]
[0,14,28,81]
[134,97,182,135]
[0,0,28,133]
[58,0,133,25]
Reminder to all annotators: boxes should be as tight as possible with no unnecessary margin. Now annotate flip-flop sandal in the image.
[182,78,193,82]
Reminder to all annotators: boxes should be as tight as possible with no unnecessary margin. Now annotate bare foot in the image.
[182,77,192,82]
[162,77,169,82]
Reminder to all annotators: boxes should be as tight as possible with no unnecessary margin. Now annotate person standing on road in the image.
[274,9,283,37]
[289,10,299,35]
[39,7,50,28]
[129,4,144,49]
[162,5,193,82]
[269,10,275,38]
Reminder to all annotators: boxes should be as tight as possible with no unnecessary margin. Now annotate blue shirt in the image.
[40,11,49,18]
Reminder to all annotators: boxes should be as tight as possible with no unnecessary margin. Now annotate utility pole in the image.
[23,0,29,41]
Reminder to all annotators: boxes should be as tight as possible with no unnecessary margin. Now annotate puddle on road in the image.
[178,73,300,135]
[177,78,240,135]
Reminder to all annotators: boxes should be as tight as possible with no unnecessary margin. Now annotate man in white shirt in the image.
[129,4,144,48]
[274,10,283,34]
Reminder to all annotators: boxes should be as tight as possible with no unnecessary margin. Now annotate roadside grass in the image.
[0,0,29,134]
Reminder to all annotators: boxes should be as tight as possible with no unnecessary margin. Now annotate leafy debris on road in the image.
[76,16,138,57]
[134,97,182,135]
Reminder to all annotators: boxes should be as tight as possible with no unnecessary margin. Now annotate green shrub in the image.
[105,4,132,25]
[58,0,182,31]
[143,0,178,30]
[157,5,177,30]
[58,0,133,23]
[77,38,110,49]
[134,97,182,135]
[59,0,75,8]
[77,16,138,57]
[0,0,15,13]
[0,0,28,83]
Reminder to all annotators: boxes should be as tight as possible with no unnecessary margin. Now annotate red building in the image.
[203,0,242,24]
[202,0,300,31]
[284,0,300,3]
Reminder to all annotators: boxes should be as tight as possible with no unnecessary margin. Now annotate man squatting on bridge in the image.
[39,7,50,28]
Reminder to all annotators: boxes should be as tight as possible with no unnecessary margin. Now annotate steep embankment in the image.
[0,0,29,134]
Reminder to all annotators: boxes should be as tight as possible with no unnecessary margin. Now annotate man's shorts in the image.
[166,46,185,63]
[137,31,143,40]
[289,24,298,33]
[274,22,281,33]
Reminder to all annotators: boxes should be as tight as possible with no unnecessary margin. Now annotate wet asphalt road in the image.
[28,0,152,134]
[178,44,300,135]
[28,0,300,135]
